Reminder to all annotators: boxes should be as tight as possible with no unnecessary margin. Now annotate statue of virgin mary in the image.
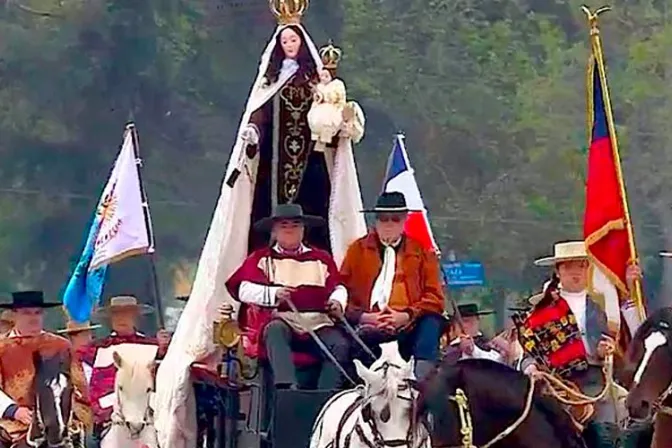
[154,2,366,445]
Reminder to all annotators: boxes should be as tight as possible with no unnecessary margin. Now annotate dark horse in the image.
[0,352,79,448]
[624,307,672,448]
[416,358,585,448]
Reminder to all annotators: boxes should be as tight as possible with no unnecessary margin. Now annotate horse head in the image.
[354,343,417,445]
[112,351,155,439]
[626,307,672,419]
[29,351,73,447]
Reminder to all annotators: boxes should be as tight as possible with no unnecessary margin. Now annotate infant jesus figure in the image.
[308,67,347,144]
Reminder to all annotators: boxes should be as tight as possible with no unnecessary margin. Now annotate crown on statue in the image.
[269,0,309,26]
[319,40,342,70]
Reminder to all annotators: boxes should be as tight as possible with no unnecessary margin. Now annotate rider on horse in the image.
[0,291,87,445]
[519,241,640,448]
[79,295,170,443]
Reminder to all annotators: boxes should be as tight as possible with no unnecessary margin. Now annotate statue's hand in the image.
[342,103,355,122]
[241,124,259,147]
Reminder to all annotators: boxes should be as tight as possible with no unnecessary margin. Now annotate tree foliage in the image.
[0,0,670,327]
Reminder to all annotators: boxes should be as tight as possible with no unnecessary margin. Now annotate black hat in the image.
[362,192,415,213]
[254,204,324,232]
[176,296,189,302]
[457,303,493,317]
[0,291,61,309]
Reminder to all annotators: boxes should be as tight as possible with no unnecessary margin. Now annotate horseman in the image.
[58,320,101,436]
[79,295,171,442]
[226,203,351,390]
[442,303,511,365]
[340,192,445,381]
[0,291,87,444]
[520,241,640,448]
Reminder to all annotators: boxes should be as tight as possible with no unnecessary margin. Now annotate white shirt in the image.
[239,243,348,310]
[560,289,591,354]
[450,333,506,364]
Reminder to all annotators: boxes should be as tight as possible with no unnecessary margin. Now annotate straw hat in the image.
[526,279,559,306]
[534,241,588,267]
[96,295,154,316]
[660,252,672,258]
[57,320,101,335]
[0,310,14,324]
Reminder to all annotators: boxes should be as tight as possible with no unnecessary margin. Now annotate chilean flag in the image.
[584,56,643,341]
[382,135,438,252]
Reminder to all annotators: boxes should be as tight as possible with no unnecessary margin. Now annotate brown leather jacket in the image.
[340,232,445,323]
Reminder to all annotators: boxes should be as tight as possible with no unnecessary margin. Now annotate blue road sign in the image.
[442,261,485,287]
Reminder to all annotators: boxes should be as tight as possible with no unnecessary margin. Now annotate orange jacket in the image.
[340,232,445,322]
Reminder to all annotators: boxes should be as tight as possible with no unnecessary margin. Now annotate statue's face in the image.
[280,27,302,60]
[319,69,332,84]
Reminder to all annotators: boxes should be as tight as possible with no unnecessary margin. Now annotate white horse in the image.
[101,351,158,448]
[310,342,431,448]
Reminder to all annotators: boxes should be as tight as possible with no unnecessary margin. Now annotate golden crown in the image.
[269,0,309,26]
[319,40,342,70]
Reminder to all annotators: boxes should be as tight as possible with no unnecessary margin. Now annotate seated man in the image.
[340,192,445,380]
[79,295,171,441]
[442,304,509,365]
[0,291,87,444]
[226,204,350,390]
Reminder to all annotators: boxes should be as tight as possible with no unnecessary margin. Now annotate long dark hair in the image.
[264,25,317,85]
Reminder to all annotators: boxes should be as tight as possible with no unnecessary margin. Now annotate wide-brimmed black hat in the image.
[0,291,61,309]
[254,204,324,232]
[457,303,493,317]
[362,192,415,213]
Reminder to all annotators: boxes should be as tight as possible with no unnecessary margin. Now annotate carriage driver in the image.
[226,204,351,390]
[340,192,445,381]
[0,291,88,444]
[520,241,642,448]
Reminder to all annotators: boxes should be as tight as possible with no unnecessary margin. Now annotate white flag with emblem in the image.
[90,127,152,269]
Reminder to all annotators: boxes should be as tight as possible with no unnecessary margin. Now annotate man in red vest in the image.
[79,295,171,441]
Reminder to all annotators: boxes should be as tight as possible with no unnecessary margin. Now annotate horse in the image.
[625,307,672,448]
[309,342,430,448]
[2,352,83,448]
[100,351,157,448]
[416,358,586,448]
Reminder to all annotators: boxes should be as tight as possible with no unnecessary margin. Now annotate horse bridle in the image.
[110,386,154,439]
[341,361,427,448]
[25,390,77,448]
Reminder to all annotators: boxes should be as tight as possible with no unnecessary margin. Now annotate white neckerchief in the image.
[560,289,590,352]
[273,243,309,255]
[370,238,402,309]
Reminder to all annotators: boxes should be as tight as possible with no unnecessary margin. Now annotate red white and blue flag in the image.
[382,134,438,252]
[584,56,643,342]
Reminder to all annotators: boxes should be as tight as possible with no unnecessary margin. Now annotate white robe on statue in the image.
[154,24,366,448]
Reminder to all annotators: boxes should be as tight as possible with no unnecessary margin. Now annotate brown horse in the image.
[625,307,672,448]
[416,358,586,448]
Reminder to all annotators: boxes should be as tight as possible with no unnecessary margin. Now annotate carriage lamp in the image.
[213,304,241,349]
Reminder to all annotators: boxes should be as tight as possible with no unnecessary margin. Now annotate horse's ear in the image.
[354,359,375,385]
[112,351,123,369]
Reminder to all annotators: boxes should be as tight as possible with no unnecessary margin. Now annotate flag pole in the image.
[126,122,165,328]
[582,5,645,321]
